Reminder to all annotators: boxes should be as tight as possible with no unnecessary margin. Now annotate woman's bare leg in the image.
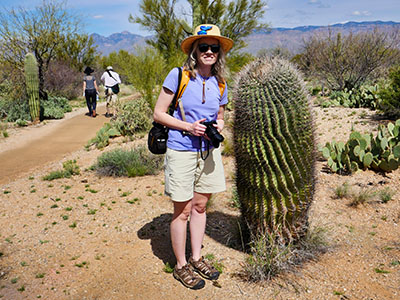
[170,200,191,268]
[190,192,211,261]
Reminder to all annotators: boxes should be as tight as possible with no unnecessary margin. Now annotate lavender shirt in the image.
[163,67,228,151]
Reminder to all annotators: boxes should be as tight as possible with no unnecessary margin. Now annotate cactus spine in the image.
[233,57,316,244]
[24,53,40,122]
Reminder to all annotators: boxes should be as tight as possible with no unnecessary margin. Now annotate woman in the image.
[153,24,233,290]
[82,66,99,117]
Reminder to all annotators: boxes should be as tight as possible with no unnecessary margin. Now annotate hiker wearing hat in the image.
[82,66,99,117]
[153,24,233,289]
[100,66,121,117]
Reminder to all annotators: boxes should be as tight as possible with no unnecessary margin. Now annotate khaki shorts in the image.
[105,88,117,106]
[164,147,226,202]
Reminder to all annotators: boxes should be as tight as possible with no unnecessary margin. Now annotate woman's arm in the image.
[82,81,86,96]
[153,87,206,136]
[94,80,99,94]
[215,104,226,132]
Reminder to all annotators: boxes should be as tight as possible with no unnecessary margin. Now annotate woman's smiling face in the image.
[195,37,219,68]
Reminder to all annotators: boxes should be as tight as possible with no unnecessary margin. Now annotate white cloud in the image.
[307,0,329,8]
[352,10,371,16]
[93,15,104,19]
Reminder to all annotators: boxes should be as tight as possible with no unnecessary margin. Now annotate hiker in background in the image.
[101,66,121,118]
[82,66,99,118]
[153,24,233,290]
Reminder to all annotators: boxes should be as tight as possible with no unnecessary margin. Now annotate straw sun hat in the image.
[181,24,234,54]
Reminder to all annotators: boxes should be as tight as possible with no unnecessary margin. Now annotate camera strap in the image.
[199,137,210,160]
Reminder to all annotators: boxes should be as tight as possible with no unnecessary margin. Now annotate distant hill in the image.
[92,21,400,56]
[91,31,147,56]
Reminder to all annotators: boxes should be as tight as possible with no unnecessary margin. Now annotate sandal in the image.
[189,256,220,280]
[173,264,205,290]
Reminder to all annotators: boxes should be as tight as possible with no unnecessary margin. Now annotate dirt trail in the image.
[0,104,108,185]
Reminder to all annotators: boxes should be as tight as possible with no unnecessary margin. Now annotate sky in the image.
[1,0,400,37]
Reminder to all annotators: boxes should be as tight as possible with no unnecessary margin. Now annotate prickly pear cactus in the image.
[24,53,40,122]
[233,57,316,244]
[323,120,400,173]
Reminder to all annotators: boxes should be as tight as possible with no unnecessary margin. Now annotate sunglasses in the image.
[198,43,220,53]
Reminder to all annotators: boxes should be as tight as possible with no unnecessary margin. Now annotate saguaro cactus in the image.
[233,57,316,244]
[24,53,40,122]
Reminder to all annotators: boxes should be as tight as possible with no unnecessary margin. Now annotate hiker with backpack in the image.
[82,66,99,118]
[153,24,233,290]
[100,66,121,117]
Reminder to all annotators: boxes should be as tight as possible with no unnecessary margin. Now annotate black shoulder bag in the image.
[147,67,182,154]
[106,70,120,94]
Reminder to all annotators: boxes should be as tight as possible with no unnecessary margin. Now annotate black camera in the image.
[202,120,224,148]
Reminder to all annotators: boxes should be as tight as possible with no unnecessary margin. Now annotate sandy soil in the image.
[0,104,399,300]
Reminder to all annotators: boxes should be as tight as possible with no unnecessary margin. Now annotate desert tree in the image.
[0,0,96,99]
[129,0,267,69]
[299,29,400,91]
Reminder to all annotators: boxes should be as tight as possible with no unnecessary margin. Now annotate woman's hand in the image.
[215,119,224,132]
[189,118,207,136]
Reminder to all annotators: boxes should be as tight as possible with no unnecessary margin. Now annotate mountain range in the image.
[91,21,400,56]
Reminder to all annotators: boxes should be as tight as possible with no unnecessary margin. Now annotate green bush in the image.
[62,160,80,176]
[379,66,400,117]
[41,96,72,119]
[0,98,31,122]
[86,123,120,150]
[113,97,152,136]
[42,160,80,181]
[15,119,28,127]
[94,146,163,177]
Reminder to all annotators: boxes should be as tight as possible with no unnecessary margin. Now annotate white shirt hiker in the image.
[101,70,121,87]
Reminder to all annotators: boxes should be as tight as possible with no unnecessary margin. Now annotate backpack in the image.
[106,70,120,94]
[171,68,226,113]
[148,67,226,155]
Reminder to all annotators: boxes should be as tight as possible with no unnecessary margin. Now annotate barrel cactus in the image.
[233,57,316,244]
[24,53,40,122]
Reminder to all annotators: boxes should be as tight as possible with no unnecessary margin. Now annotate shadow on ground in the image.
[137,211,244,265]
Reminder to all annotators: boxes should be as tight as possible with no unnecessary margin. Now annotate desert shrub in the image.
[86,123,120,150]
[334,182,351,199]
[300,30,400,91]
[221,138,234,156]
[378,187,395,203]
[0,122,8,137]
[349,188,375,207]
[113,97,152,136]
[41,96,72,119]
[62,159,80,176]
[45,59,82,100]
[379,65,400,117]
[42,170,66,181]
[0,79,14,100]
[242,226,328,281]
[15,119,28,127]
[42,160,80,181]
[94,146,163,177]
[0,98,31,122]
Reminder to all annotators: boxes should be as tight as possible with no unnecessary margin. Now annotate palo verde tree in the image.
[0,0,96,99]
[129,0,267,68]
[299,29,400,91]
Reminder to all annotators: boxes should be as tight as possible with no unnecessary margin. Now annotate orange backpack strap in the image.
[172,68,226,111]
[173,68,191,110]
[218,80,226,98]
